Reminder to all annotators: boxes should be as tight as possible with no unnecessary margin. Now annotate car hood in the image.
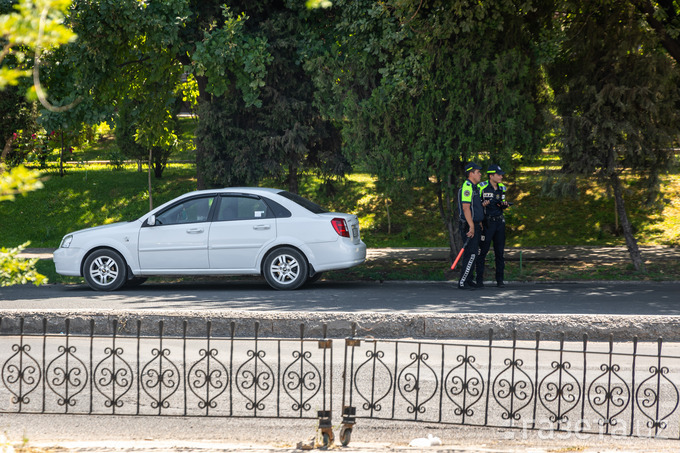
[69,221,134,237]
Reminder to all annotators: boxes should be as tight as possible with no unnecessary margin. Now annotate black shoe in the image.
[458,283,476,290]
[496,282,505,288]
[475,282,485,288]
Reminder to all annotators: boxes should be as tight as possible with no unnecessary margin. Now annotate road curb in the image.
[1,309,678,342]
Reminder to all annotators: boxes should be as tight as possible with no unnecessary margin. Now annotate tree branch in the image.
[33,4,82,113]
[635,0,680,64]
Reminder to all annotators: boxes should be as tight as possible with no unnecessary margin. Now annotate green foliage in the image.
[306,0,553,250]
[0,0,76,91]
[4,128,59,167]
[0,85,37,146]
[0,160,45,286]
[114,99,146,162]
[635,0,680,64]
[551,0,680,185]
[306,0,332,9]
[548,0,680,270]
[198,2,349,191]
[34,0,275,190]
[191,7,271,107]
[0,164,43,201]
[0,241,47,286]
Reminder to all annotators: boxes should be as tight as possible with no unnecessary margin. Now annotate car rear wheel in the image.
[83,249,127,291]
[263,247,308,290]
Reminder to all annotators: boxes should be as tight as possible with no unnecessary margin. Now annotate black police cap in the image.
[465,162,482,173]
[487,164,505,175]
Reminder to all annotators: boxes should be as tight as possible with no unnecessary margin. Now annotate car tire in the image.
[263,247,308,290]
[83,249,127,291]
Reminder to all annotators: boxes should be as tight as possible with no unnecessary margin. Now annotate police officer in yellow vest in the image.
[457,162,484,290]
[476,164,509,288]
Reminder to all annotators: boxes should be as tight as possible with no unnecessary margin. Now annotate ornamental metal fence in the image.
[339,325,680,445]
[2,317,680,447]
[0,318,335,443]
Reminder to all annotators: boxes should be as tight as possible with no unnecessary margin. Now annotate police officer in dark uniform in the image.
[476,164,509,288]
[457,162,484,290]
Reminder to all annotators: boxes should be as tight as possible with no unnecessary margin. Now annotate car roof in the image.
[185,187,284,197]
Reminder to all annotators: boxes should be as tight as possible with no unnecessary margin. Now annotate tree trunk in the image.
[610,171,646,272]
[59,130,65,177]
[148,148,153,211]
[194,75,210,190]
[288,163,298,193]
[1,137,11,164]
[437,174,461,264]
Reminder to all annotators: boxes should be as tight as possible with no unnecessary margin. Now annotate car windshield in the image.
[277,191,327,214]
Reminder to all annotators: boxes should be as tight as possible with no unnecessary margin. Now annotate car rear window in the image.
[277,191,328,214]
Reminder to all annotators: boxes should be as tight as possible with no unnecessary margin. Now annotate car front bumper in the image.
[53,247,84,276]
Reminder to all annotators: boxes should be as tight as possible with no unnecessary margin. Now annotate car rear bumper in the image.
[309,240,366,272]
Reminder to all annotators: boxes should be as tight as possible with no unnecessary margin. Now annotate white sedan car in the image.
[54,188,366,291]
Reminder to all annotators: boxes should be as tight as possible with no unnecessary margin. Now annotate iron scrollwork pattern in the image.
[187,345,229,412]
[94,344,134,410]
[236,344,275,413]
[444,352,485,420]
[283,347,322,414]
[587,363,630,429]
[2,342,41,408]
[635,363,680,433]
[353,344,393,414]
[539,359,581,425]
[492,356,535,422]
[45,341,88,410]
[397,350,439,418]
[141,345,181,411]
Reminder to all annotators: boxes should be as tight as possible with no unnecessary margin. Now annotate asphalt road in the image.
[1,280,679,315]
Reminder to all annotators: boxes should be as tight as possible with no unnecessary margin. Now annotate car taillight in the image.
[331,218,350,238]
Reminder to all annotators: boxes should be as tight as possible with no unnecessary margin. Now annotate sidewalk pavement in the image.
[367,245,680,262]
[19,439,680,453]
[16,245,680,262]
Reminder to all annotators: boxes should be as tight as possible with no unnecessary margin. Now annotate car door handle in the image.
[186,228,204,234]
[253,224,271,230]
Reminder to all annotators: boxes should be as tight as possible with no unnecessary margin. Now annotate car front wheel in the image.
[263,247,308,290]
[83,249,127,291]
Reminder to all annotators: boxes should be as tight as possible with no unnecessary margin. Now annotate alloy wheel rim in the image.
[90,256,119,286]
[270,254,300,284]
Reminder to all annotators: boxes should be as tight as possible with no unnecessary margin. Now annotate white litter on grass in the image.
[408,434,442,447]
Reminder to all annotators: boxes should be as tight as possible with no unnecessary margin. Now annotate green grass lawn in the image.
[1,163,197,248]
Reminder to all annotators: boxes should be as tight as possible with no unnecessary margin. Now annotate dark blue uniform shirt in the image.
[479,181,507,218]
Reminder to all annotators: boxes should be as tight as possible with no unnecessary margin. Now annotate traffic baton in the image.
[450,237,471,270]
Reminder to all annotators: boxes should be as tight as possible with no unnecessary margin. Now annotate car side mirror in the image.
[147,214,156,226]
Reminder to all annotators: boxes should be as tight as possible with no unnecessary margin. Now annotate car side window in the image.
[217,196,272,221]
[262,197,292,218]
[156,197,215,225]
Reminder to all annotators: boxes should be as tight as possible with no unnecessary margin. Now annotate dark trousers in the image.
[476,218,506,284]
[458,222,481,287]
